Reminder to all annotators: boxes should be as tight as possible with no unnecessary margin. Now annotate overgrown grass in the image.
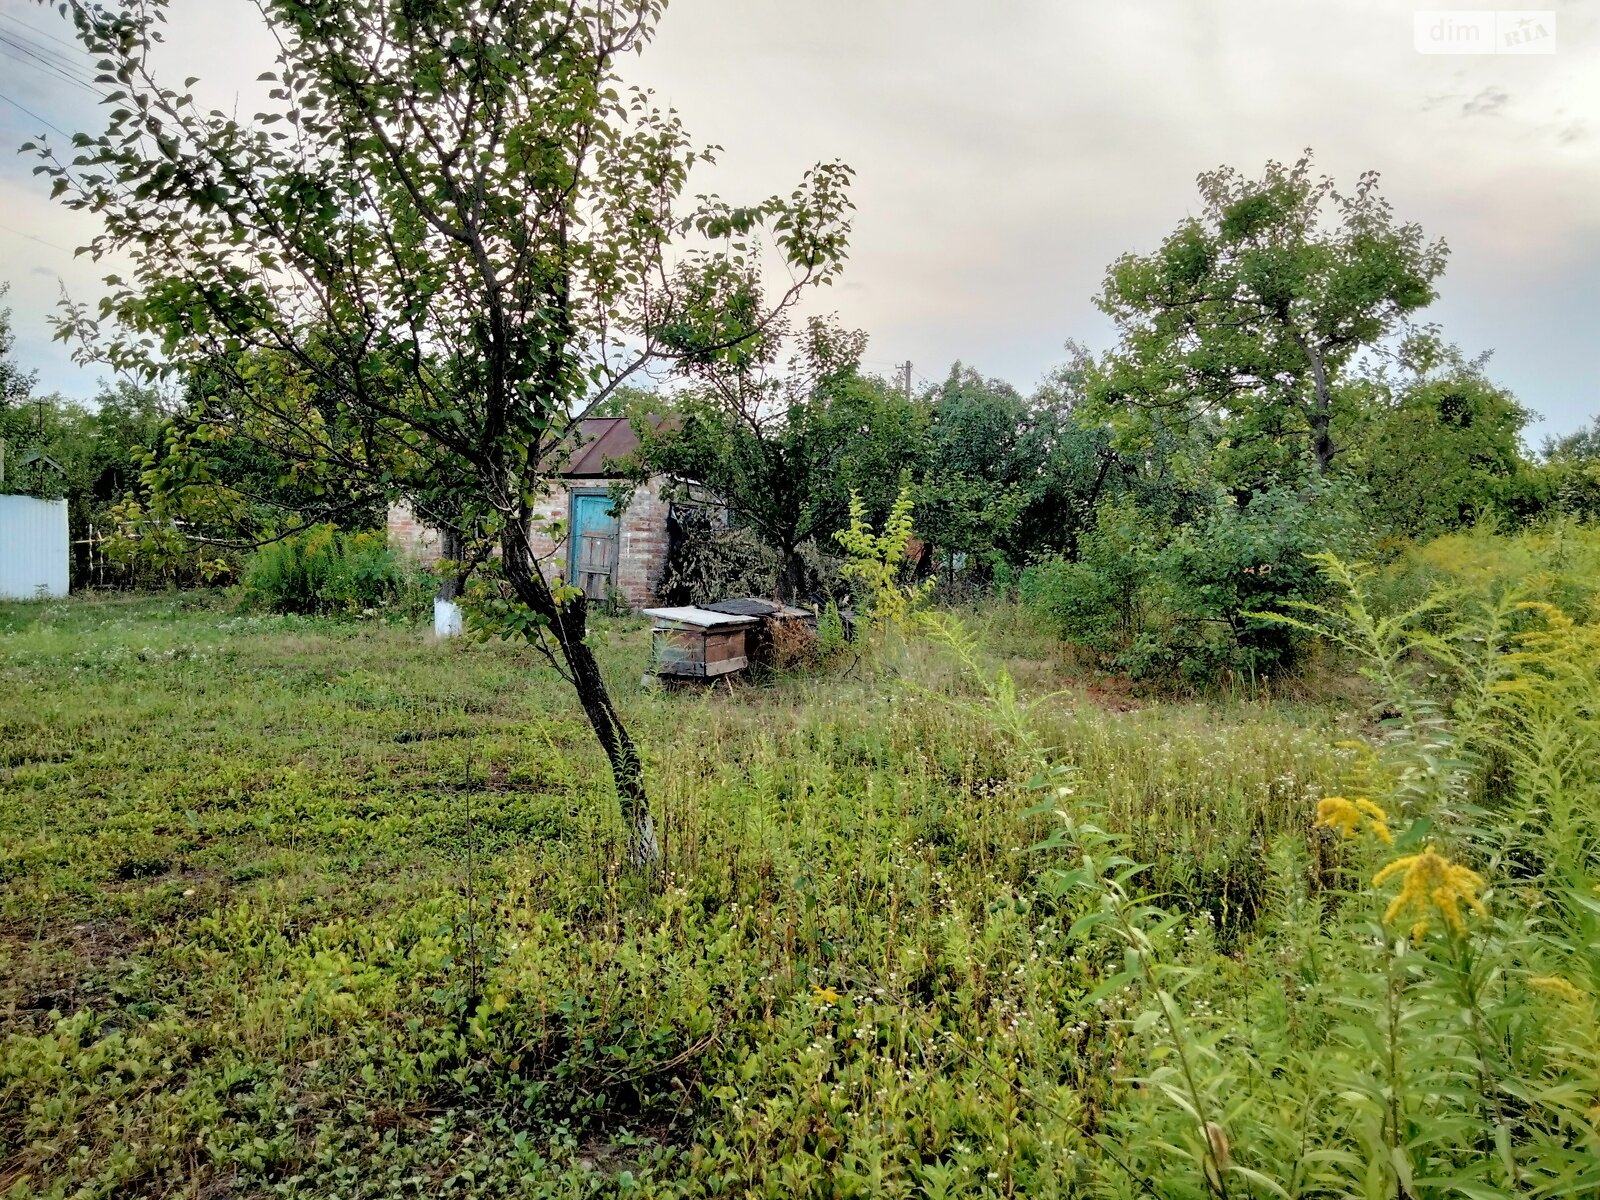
[1,555,1592,1197]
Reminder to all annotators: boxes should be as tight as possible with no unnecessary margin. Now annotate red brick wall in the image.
[386,503,441,566]
[389,479,670,609]
[615,477,669,608]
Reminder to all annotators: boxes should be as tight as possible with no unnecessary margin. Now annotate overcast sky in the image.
[0,0,1595,437]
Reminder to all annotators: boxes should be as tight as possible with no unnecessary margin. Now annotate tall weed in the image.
[1018,552,1600,1197]
[239,524,433,618]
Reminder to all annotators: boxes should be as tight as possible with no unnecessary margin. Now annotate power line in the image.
[0,219,76,256]
[0,46,95,96]
[0,10,85,56]
[0,36,96,95]
[0,23,93,81]
[0,88,72,137]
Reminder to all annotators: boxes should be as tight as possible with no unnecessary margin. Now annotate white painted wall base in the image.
[433,598,464,638]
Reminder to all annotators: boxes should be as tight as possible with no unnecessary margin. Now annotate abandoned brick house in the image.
[386,416,672,608]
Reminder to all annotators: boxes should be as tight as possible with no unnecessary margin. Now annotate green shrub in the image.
[1153,478,1367,681]
[1022,482,1367,685]
[1377,515,1600,625]
[239,525,431,617]
[99,497,239,589]
[815,599,848,655]
[1019,501,1154,655]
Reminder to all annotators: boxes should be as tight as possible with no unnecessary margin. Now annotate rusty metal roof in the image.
[556,415,671,478]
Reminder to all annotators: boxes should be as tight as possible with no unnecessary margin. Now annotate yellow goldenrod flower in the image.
[1373,845,1487,938]
[1314,796,1392,845]
[811,984,841,1006]
[1530,976,1586,1006]
[1358,800,1395,845]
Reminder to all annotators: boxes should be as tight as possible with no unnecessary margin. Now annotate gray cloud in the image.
[1,0,1596,435]
[1464,85,1511,115]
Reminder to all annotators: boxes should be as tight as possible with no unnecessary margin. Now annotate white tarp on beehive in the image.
[0,495,69,599]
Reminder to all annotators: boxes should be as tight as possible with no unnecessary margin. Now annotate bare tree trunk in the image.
[1066,448,1118,561]
[436,524,464,602]
[1310,398,1336,474]
[500,526,660,871]
[778,543,807,606]
[1296,332,1338,474]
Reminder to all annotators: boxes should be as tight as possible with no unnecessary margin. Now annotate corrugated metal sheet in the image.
[641,606,759,629]
[0,495,69,599]
[556,415,673,477]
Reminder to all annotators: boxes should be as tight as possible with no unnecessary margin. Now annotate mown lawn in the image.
[1,593,1347,1198]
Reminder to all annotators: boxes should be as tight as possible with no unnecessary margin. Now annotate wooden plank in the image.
[703,656,747,677]
[654,639,703,664]
[658,660,707,677]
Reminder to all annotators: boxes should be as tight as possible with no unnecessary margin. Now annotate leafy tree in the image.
[915,347,1137,580]
[1013,343,1151,562]
[914,363,1027,576]
[1095,151,1448,489]
[639,317,923,602]
[0,284,37,413]
[0,283,57,497]
[30,0,853,865]
[1535,414,1600,521]
[1543,414,1600,465]
[163,356,391,539]
[51,381,175,582]
[0,373,191,584]
[1347,341,1534,540]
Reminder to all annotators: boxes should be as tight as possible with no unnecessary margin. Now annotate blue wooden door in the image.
[569,493,618,601]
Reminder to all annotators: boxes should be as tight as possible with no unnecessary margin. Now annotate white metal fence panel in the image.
[0,495,69,599]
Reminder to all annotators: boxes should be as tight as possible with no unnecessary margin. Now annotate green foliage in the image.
[1019,500,1156,656]
[1534,414,1600,521]
[814,599,849,656]
[0,283,36,415]
[834,484,931,634]
[639,317,925,602]
[1154,478,1367,679]
[100,495,235,589]
[916,349,1128,583]
[1022,481,1367,685]
[1375,517,1600,626]
[1020,551,1600,1197]
[1095,151,1448,488]
[1346,339,1536,540]
[913,364,1030,571]
[0,374,229,588]
[238,525,431,618]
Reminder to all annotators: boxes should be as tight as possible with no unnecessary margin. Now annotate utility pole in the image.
[899,361,913,400]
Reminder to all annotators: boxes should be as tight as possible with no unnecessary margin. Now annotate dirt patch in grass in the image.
[577,1116,679,1179]
[0,915,144,1029]
[1081,676,1144,712]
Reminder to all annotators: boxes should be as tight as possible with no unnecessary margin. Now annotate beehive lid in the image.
[702,597,813,619]
[641,606,760,629]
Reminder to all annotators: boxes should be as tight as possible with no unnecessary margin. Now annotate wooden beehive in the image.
[699,598,817,668]
[642,606,759,678]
